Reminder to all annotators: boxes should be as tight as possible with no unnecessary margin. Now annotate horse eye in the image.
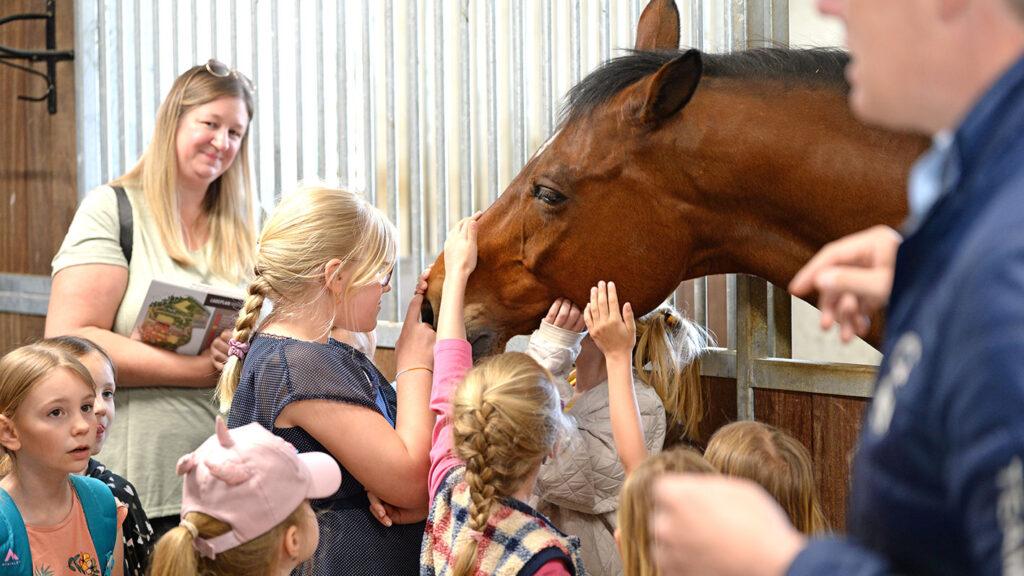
[532,185,567,206]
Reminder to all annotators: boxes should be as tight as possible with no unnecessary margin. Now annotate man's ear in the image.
[0,415,21,453]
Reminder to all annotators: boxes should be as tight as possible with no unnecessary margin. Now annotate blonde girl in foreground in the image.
[0,343,126,576]
[705,420,829,535]
[219,185,436,574]
[420,213,648,575]
[616,447,717,576]
[37,336,155,575]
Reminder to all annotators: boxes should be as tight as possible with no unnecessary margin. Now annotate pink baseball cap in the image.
[176,417,342,559]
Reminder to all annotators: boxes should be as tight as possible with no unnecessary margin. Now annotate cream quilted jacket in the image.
[526,322,667,576]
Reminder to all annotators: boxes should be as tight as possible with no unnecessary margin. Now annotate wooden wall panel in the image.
[0,0,77,355]
[375,348,397,382]
[753,388,867,532]
[812,394,866,534]
[754,388,813,452]
[0,312,45,354]
[696,376,737,448]
[0,0,78,275]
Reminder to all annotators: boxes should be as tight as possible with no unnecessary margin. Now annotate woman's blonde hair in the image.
[216,185,397,410]
[0,343,95,474]
[705,421,829,534]
[634,306,710,445]
[149,505,307,576]
[111,62,256,283]
[618,447,716,576]
[450,352,571,576]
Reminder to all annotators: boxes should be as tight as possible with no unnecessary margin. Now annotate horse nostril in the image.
[420,297,435,327]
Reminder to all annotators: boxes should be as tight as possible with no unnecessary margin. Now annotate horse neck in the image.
[668,80,927,288]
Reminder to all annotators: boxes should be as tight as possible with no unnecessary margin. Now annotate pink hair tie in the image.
[227,339,250,361]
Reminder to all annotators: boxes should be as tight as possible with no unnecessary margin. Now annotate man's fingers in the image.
[817,266,889,309]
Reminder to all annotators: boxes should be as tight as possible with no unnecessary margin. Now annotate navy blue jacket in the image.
[790,53,1024,575]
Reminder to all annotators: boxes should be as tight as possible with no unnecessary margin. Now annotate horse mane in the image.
[563,48,850,124]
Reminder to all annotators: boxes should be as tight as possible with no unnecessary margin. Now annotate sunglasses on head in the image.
[205,59,256,95]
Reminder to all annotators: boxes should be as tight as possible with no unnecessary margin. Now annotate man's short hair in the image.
[1011,0,1024,19]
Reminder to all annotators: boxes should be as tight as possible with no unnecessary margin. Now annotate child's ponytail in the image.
[150,508,307,576]
[450,353,569,576]
[149,518,201,576]
[633,306,711,446]
[216,276,271,411]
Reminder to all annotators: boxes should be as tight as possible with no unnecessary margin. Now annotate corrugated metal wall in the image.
[72,0,786,324]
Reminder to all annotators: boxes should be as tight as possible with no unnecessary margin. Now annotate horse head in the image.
[423,0,923,358]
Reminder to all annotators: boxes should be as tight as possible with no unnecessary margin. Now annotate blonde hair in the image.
[149,505,307,576]
[705,421,829,535]
[450,352,571,576]
[0,343,95,474]
[216,185,397,410]
[111,63,256,283]
[634,306,710,445]
[618,447,716,576]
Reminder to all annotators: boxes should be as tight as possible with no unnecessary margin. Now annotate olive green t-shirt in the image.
[52,185,241,518]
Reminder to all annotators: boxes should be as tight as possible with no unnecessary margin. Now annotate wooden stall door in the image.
[0,0,76,354]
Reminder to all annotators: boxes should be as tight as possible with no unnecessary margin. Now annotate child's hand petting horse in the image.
[443,211,482,280]
[545,297,586,332]
[584,281,635,359]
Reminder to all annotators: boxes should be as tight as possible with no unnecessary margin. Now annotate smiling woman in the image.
[43,60,257,542]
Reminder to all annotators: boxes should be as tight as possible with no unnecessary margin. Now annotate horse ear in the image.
[635,0,680,51]
[639,49,702,125]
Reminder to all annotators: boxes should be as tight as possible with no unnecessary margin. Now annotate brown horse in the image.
[425,0,928,358]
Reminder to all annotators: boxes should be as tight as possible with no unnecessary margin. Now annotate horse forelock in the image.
[562,47,851,125]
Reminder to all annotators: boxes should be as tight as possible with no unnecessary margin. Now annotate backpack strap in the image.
[70,475,118,576]
[0,487,32,576]
[112,185,133,265]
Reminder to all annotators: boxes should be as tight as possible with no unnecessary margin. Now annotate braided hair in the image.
[450,352,571,576]
[215,185,396,411]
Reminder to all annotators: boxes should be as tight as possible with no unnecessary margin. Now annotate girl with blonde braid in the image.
[218,185,437,574]
[421,214,648,575]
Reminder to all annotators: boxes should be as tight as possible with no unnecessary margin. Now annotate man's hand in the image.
[790,225,901,342]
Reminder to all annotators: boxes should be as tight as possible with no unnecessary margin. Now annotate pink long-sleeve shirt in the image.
[427,339,571,576]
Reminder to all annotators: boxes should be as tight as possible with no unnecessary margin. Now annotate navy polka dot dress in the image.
[227,334,424,575]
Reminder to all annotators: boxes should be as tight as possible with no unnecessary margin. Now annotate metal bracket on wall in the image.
[0,0,74,115]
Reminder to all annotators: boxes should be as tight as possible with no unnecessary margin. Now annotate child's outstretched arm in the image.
[428,213,482,498]
[585,281,647,474]
[437,214,480,340]
[527,298,587,395]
